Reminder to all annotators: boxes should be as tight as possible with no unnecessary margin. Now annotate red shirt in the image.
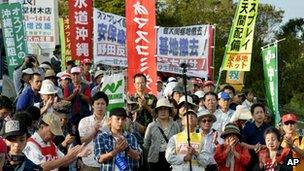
[258,147,290,171]
[214,143,251,171]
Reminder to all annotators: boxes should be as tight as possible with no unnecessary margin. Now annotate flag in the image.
[222,0,260,71]
[126,0,157,95]
[262,44,279,124]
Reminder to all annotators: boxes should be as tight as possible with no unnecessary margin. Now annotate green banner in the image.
[0,3,28,78]
[101,73,125,111]
[262,44,279,124]
[222,0,259,71]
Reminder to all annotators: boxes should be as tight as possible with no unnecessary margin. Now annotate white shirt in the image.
[78,114,108,167]
[23,132,64,171]
[212,109,235,132]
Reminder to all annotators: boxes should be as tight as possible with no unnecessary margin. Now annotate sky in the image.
[260,0,304,24]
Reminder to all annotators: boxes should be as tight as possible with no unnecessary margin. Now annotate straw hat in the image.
[42,113,63,136]
[39,80,58,95]
[197,109,216,122]
[178,95,197,108]
[45,69,56,78]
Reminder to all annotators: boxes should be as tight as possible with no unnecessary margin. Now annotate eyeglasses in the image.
[201,119,212,123]
[284,121,296,125]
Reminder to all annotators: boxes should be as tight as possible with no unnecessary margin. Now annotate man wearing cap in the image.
[13,54,44,95]
[81,58,93,84]
[197,110,221,171]
[78,92,109,170]
[23,113,88,171]
[214,123,251,171]
[3,119,42,170]
[212,92,235,132]
[63,66,91,123]
[94,108,142,171]
[91,70,104,97]
[45,69,63,99]
[166,110,212,171]
[16,72,42,111]
[281,113,304,171]
[203,81,215,93]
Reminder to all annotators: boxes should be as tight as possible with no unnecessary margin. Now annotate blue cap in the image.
[218,92,231,100]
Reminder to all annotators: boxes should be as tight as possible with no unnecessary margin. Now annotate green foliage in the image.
[94,0,125,16]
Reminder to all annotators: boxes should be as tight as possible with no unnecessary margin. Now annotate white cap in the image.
[230,105,252,122]
[22,68,34,75]
[194,90,205,99]
[39,80,58,95]
[71,67,81,74]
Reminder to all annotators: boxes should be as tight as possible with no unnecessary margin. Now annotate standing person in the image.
[78,92,109,171]
[23,113,89,171]
[128,73,157,138]
[81,58,93,84]
[16,72,42,111]
[212,92,235,132]
[3,119,42,171]
[44,69,63,99]
[91,70,104,97]
[198,110,220,171]
[259,127,291,171]
[241,103,271,171]
[202,92,218,115]
[144,98,180,171]
[94,108,142,171]
[165,109,212,171]
[0,95,13,131]
[156,78,164,99]
[63,66,91,125]
[39,80,58,115]
[214,123,251,171]
[202,81,215,93]
[242,89,255,110]
[51,45,62,74]
[281,113,304,171]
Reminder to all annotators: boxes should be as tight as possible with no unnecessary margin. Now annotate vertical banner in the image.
[59,18,66,70]
[101,73,125,111]
[262,44,279,124]
[126,0,157,95]
[68,0,93,61]
[222,0,259,71]
[93,9,126,66]
[0,3,27,78]
[157,25,213,78]
[22,0,56,53]
[226,70,245,84]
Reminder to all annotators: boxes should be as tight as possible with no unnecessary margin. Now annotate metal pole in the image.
[180,63,192,171]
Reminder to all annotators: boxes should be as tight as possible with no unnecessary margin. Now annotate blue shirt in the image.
[241,121,271,145]
[16,87,41,111]
[94,130,142,171]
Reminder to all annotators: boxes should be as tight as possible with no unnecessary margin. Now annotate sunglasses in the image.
[201,119,212,123]
[284,121,296,125]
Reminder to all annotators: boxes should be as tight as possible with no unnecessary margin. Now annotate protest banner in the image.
[157,25,213,78]
[94,9,126,67]
[222,0,260,71]
[101,73,125,111]
[21,0,56,53]
[0,3,27,78]
[226,70,245,84]
[126,0,157,95]
[68,0,93,61]
[262,44,279,124]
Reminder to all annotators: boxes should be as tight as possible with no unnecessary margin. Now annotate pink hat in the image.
[61,73,71,80]
[71,67,81,74]
[81,58,92,64]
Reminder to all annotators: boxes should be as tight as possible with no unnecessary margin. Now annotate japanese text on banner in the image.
[68,0,93,61]
[126,0,157,95]
[94,9,126,66]
[223,0,260,71]
[0,3,27,78]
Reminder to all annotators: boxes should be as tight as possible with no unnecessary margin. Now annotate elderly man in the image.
[166,109,212,171]
[23,113,88,171]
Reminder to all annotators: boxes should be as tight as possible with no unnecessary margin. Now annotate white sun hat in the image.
[39,80,58,95]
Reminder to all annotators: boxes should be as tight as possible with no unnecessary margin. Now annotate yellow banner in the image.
[222,0,260,71]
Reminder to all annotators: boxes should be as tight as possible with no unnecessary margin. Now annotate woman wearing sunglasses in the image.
[281,113,304,171]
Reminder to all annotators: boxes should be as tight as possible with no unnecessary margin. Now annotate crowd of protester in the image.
[0,53,304,171]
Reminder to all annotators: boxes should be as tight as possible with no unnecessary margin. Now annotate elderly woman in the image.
[214,123,251,171]
[144,98,180,171]
[281,113,304,171]
[39,80,58,115]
